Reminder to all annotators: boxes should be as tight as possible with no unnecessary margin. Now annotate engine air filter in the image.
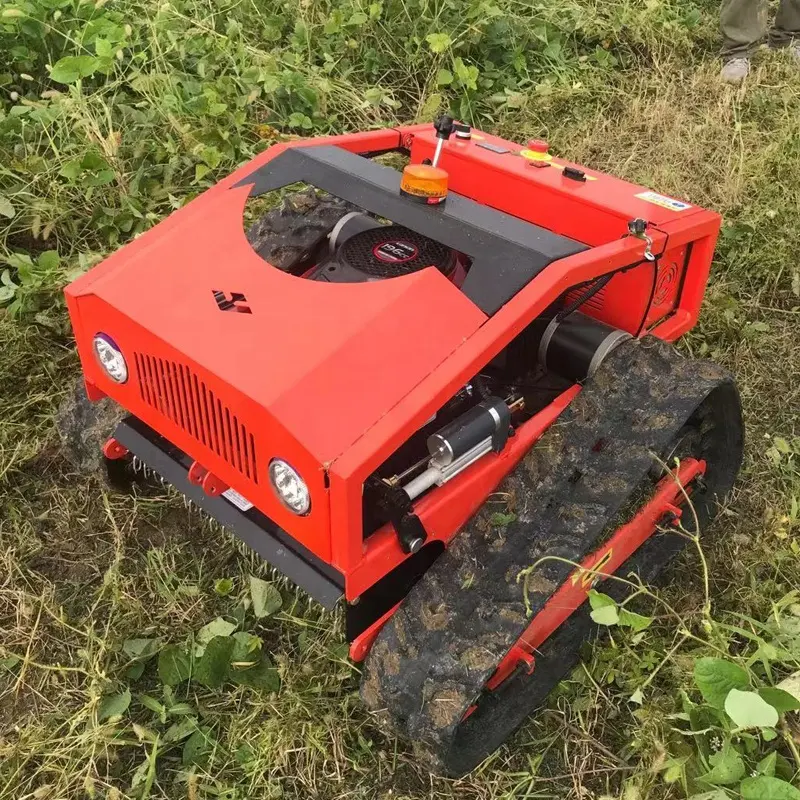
[339,226,456,279]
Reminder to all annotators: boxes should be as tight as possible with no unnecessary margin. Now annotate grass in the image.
[2,0,800,797]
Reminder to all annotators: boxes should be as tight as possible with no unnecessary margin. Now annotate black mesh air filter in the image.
[339,225,456,279]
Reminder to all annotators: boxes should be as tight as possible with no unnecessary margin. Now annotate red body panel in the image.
[65,124,721,608]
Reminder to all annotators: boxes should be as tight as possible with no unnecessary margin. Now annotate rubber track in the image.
[360,336,742,775]
[245,187,355,269]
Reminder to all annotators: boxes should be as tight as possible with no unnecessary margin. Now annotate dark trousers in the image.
[722,0,800,58]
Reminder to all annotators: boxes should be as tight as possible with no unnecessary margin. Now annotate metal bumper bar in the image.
[113,417,345,609]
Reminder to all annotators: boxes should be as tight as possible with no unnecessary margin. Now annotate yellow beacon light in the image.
[400,163,449,205]
[400,114,454,205]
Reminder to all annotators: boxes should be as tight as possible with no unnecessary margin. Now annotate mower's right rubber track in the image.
[246,187,355,269]
[361,336,743,776]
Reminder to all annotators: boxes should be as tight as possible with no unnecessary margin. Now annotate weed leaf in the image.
[693,657,749,707]
[250,577,282,618]
[158,645,193,686]
[229,654,280,692]
[195,636,235,689]
[98,688,131,721]
[183,726,215,767]
[122,638,160,660]
[425,32,452,53]
[757,751,777,777]
[740,776,800,800]
[163,718,198,744]
[701,744,746,786]
[49,55,99,84]
[759,686,800,713]
[197,617,237,644]
[231,631,262,664]
[137,694,166,722]
[589,591,619,626]
[0,194,14,219]
[724,688,779,728]
[618,608,653,631]
[777,670,800,701]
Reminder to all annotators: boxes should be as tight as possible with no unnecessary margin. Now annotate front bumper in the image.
[113,416,345,609]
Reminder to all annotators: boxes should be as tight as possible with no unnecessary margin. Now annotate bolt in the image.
[407,537,424,554]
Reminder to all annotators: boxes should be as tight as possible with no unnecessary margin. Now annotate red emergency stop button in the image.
[527,139,549,153]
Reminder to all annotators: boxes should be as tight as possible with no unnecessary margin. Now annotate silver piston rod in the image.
[402,396,513,500]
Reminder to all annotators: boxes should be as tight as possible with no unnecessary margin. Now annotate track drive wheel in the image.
[360,337,743,777]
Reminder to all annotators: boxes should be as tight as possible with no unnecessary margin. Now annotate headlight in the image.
[93,333,128,383]
[269,459,311,515]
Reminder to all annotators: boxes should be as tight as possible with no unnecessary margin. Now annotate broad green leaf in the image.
[436,69,453,86]
[197,617,236,644]
[693,657,749,707]
[618,609,653,631]
[195,636,235,688]
[49,55,99,84]
[740,776,800,800]
[229,654,280,692]
[591,605,619,625]
[182,726,215,767]
[760,686,800,713]
[98,688,131,721]
[231,631,262,664]
[701,743,745,786]
[163,717,198,743]
[249,577,282,618]
[777,670,800,701]
[158,645,192,686]
[425,32,452,53]
[762,727,778,741]
[757,751,777,777]
[588,591,618,626]
[59,159,82,181]
[122,638,160,660]
[0,194,15,219]
[37,250,59,271]
[419,92,443,121]
[629,687,644,705]
[724,689,779,729]
[214,578,233,596]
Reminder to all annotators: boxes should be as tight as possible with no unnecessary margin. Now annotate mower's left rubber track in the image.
[360,337,743,776]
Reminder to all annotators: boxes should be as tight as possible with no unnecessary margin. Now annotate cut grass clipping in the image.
[2,0,800,798]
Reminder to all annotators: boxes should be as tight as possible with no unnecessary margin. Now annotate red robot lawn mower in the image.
[59,116,743,776]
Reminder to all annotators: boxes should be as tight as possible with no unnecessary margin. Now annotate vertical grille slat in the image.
[133,352,258,485]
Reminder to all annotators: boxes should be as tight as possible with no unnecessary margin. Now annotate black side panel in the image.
[113,417,344,610]
[234,145,587,315]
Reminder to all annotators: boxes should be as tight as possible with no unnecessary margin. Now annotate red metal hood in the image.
[67,182,487,468]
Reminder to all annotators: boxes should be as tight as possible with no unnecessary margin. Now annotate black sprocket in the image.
[360,336,743,776]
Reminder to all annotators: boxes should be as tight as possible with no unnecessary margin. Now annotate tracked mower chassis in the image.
[361,337,742,775]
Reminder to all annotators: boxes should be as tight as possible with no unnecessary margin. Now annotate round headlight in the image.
[93,333,127,383]
[269,459,310,515]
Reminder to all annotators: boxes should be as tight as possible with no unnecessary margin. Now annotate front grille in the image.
[133,353,258,483]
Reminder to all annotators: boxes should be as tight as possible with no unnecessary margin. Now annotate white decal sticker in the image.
[635,190,692,212]
[222,487,254,512]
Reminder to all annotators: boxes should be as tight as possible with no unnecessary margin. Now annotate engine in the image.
[306,213,466,286]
